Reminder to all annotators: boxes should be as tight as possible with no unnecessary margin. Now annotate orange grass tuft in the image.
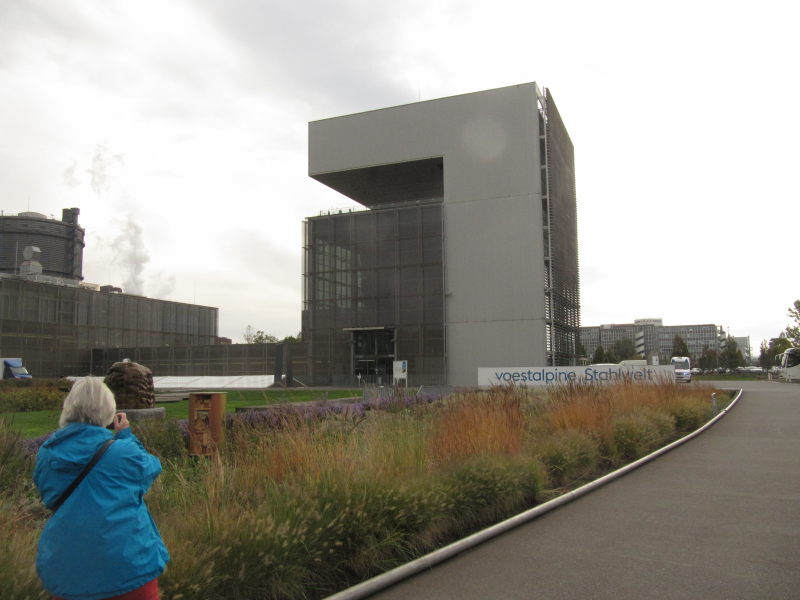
[427,388,525,465]
[542,381,715,443]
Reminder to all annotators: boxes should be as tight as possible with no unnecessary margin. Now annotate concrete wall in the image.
[309,83,547,386]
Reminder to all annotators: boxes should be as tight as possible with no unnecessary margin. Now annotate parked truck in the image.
[1,358,32,379]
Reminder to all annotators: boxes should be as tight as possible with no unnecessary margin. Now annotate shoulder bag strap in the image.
[48,438,115,513]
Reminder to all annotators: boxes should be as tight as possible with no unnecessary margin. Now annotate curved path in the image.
[334,380,800,600]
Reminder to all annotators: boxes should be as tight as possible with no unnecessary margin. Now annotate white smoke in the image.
[149,272,177,299]
[63,144,165,297]
[112,214,150,296]
[62,161,81,188]
[88,144,125,195]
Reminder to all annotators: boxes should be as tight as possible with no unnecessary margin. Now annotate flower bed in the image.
[2,382,723,600]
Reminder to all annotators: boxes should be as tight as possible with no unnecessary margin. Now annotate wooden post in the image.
[188,392,226,456]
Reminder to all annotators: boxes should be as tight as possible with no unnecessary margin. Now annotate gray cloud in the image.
[1,0,424,143]
[0,1,116,69]
[223,229,300,296]
[195,0,420,114]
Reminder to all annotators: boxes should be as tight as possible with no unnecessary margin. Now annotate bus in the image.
[670,356,691,383]
[777,348,800,382]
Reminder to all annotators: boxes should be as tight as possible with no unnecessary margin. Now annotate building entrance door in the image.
[352,329,395,384]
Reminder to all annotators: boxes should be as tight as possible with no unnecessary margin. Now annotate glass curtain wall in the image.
[303,202,445,386]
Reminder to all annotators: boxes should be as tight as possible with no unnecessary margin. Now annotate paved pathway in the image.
[364,380,800,600]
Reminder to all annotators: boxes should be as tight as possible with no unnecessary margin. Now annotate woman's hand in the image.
[112,412,130,432]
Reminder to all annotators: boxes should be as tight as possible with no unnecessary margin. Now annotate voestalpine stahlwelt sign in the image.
[478,365,676,387]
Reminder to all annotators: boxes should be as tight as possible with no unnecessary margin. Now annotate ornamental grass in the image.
[1,382,722,599]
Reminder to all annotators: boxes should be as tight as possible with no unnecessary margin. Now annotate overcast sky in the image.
[1,0,796,351]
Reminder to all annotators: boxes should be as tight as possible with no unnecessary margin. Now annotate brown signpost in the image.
[188,392,226,456]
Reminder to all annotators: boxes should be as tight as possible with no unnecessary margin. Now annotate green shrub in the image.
[0,418,36,495]
[611,409,675,463]
[159,478,444,599]
[0,498,49,600]
[0,419,49,599]
[535,429,601,487]
[438,457,544,536]
[668,397,710,433]
[0,380,70,413]
[309,479,440,581]
[131,419,187,461]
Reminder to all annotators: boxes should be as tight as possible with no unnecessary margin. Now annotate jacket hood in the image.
[35,423,114,507]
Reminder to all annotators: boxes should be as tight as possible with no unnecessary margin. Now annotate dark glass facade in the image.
[303,202,445,386]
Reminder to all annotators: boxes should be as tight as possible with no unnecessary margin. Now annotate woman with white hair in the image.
[34,377,169,600]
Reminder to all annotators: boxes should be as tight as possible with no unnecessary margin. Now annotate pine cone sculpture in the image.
[104,361,155,409]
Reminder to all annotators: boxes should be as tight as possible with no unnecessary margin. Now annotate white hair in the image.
[59,377,117,428]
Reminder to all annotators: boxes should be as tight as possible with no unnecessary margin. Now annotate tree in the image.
[242,325,278,344]
[671,335,689,358]
[761,336,792,368]
[281,332,303,343]
[758,340,770,370]
[611,338,638,361]
[592,345,607,364]
[575,338,587,359]
[719,336,744,370]
[784,300,800,346]
[698,345,719,371]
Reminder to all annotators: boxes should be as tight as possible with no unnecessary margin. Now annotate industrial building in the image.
[304,83,580,387]
[0,209,219,377]
[0,208,84,280]
[0,274,219,377]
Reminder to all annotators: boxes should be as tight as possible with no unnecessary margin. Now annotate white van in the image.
[670,356,691,383]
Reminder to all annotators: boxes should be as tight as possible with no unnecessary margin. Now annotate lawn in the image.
[4,388,362,439]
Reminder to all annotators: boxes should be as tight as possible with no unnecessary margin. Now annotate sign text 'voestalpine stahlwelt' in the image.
[478,365,676,387]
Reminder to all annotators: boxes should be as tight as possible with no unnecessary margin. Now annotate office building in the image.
[581,319,726,364]
[305,83,580,387]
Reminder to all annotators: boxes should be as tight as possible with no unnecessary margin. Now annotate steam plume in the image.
[113,214,149,295]
[88,144,124,195]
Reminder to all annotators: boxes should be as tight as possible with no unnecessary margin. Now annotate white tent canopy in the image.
[153,375,274,389]
[68,375,275,389]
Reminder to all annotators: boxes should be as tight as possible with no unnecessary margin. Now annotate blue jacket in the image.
[34,423,169,600]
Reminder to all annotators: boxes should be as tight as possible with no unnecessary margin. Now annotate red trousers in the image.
[54,578,158,600]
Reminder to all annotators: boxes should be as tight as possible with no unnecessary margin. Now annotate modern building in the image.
[733,336,752,362]
[580,319,726,364]
[304,83,580,387]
